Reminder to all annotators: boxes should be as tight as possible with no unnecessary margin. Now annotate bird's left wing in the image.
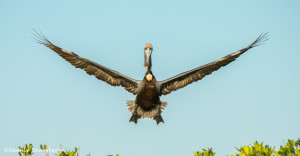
[33,31,140,95]
[159,33,268,95]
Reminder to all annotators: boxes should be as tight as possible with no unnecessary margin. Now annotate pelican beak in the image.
[144,50,151,70]
[144,43,153,70]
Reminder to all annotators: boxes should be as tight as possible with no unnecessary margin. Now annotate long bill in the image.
[144,48,152,70]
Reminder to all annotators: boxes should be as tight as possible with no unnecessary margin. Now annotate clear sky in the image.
[1,0,299,156]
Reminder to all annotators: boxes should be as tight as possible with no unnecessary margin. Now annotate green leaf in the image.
[243,146,250,155]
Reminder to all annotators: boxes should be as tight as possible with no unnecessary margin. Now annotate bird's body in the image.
[129,70,165,123]
[136,75,160,110]
[33,31,268,124]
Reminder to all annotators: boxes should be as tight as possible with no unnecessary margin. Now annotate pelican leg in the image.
[154,103,164,125]
[129,104,140,124]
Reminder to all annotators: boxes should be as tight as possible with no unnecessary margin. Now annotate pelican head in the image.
[144,43,153,71]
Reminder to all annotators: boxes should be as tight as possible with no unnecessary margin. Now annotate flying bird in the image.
[33,31,268,124]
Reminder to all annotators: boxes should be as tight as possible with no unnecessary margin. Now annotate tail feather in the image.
[126,100,167,119]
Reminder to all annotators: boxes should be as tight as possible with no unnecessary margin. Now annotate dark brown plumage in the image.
[159,34,268,95]
[34,30,268,124]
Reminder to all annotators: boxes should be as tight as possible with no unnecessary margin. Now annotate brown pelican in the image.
[33,31,268,124]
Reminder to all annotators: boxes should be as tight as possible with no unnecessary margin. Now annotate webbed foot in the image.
[154,115,164,125]
[129,114,141,124]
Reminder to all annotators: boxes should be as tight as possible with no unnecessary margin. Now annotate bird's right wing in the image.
[159,33,268,95]
[33,30,140,95]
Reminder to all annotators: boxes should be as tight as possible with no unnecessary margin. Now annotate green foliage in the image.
[55,147,78,156]
[17,138,300,156]
[18,144,33,156]
[40,145,80,156]
[274,139,300,156]
[40,145,49,156]
[230,139,300,156]
[194,148,215,156]
[233,141,275,156]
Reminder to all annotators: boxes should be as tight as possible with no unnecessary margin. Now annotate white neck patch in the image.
[146,74,153,81]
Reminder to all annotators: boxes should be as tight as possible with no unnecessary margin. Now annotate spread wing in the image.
[33,30,140,95]
[159,33,268,95]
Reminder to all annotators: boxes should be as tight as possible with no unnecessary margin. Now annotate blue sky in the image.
[1,0,299,156]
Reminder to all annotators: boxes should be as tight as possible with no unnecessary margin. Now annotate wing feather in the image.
[159,33,268,95]
[33,30,140,95]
